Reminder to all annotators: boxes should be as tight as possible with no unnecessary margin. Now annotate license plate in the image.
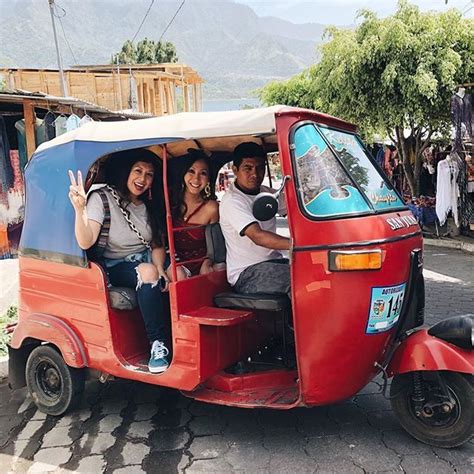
[366,283,406,334]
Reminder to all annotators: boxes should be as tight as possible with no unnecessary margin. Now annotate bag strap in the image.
[106,185,152,250]
[96,188,111,252]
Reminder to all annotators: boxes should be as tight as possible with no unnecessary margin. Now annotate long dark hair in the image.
[171,149,212,221]
[105,148,165,246]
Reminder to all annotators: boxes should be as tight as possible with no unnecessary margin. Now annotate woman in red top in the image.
[170,151,219,279]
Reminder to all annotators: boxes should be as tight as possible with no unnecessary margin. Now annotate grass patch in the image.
[0,306,18,357]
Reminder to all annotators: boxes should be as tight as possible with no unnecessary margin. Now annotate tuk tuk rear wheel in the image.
[390,372,473,448]
[25,345,85,416]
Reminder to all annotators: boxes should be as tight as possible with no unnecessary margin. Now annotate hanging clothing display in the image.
[0,116,13,195]
[79,114,94,127]
[436,155,460,226]
[66,113,81,132]
[54,116,68,136]
[450,91,473,152]
[44,112,56,140]
[15,118,49,170]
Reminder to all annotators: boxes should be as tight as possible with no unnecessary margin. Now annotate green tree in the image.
[112,38,178,65]
[261,1,474,196]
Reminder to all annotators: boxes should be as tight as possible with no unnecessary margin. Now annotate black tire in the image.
[25,345,85,416]
[391,371,473,448]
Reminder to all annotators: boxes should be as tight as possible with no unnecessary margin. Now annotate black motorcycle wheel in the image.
[390,372,473,448]
[26,345,85,416]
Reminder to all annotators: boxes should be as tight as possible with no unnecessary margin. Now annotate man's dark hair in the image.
[233,142,266,169]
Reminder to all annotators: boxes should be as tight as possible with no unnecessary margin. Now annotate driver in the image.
[220,142,291,297]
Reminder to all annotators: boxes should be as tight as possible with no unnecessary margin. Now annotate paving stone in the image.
[16,420,44,440]
[295,407,339,437]
[132,384,161,404]
[189,415,226,436]
[264,433,316,473]
[188,435,229,459]
[153,407,191,430]
[188,401,223,417]
[222,408,262,434]
[223,437,271,471]
[17,395,34,413]
[366,409,400,430]
[354,393,391,411]
[89,432,116,455]
[134,403,158,421]
[456,464,474,474]
[127,420,153,439]
[102,399,128,415]
[306,436,353,462]
[356,380,382,396]
[144,450,185,472]
[121,441,150,465]
[186,457,235,473]
[150,427,189,452]
[42,427,74,448]
[114,465,146,473]
[401,454,454,473]
[31,409,47,421]
[30,447,72,471]
[75,454,106,473]
[0,413,25,445]
[433,445,474,467]
[327,403,368,426]
[99,414,123,433]
[382,429,434,456]
[258,409,299,432]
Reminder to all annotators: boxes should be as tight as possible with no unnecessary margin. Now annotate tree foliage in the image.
[112,38,178,65]
[260,1,474,196]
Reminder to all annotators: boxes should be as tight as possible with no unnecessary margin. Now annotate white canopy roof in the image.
[37,105,294,151]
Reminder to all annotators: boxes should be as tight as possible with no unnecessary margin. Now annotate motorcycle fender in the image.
[387,329,474,377]
[9,313,88,368]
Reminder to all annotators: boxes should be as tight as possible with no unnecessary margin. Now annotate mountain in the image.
[0,0,326,100]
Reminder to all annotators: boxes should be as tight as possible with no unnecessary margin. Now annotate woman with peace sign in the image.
[68,149,170,374]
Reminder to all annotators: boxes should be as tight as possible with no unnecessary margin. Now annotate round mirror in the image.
[252,192,278,221]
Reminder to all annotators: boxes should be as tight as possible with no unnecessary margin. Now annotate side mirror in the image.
[252,175,290,221]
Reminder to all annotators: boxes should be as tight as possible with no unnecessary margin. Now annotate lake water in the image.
[202,98,261,112]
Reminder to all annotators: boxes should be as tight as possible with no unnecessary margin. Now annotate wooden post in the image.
[23,99,36,161]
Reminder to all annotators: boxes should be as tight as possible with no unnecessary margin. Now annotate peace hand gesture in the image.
[68,170,87,212]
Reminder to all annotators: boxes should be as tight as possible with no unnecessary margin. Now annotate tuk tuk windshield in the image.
[292,123,405,218]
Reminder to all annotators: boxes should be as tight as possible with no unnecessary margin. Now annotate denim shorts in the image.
[103,249,151,269]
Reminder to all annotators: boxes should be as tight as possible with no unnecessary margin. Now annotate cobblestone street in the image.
[0,245,473,473]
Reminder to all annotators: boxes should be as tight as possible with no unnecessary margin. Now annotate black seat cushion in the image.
[206,222,226,264]
[214,292,290,312]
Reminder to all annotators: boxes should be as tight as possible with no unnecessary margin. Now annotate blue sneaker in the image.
[148,340,169,374]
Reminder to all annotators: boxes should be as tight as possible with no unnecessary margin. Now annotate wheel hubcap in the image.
[36,360,62,401]
[411,382,461,428]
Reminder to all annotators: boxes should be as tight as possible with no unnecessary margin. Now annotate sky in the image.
[236,0,473,25]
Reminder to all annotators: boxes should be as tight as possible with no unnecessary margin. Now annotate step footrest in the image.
[179,306,253,326]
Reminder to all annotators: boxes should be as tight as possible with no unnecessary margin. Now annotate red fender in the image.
[387,329,473,377]
[10,313,88,368]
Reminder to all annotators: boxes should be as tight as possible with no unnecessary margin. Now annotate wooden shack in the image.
[0,63,203,116]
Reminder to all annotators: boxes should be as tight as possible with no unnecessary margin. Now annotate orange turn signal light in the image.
[329,250,382,271]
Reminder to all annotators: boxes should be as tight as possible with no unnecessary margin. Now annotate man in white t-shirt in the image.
[220,142,291,297]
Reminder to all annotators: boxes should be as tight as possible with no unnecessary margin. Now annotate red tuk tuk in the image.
[8,106,473,448]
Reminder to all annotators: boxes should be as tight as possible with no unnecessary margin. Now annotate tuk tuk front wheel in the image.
[25,345,85,416]
[390,372,473,448]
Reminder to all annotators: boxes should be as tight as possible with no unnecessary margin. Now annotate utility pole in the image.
[48,0,69,96]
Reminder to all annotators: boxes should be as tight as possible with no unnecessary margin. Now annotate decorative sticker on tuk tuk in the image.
[366,283,406,334]
[293,125,371,217]
[318,127,405,212]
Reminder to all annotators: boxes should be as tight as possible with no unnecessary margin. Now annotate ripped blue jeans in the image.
[105,252,166,344]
